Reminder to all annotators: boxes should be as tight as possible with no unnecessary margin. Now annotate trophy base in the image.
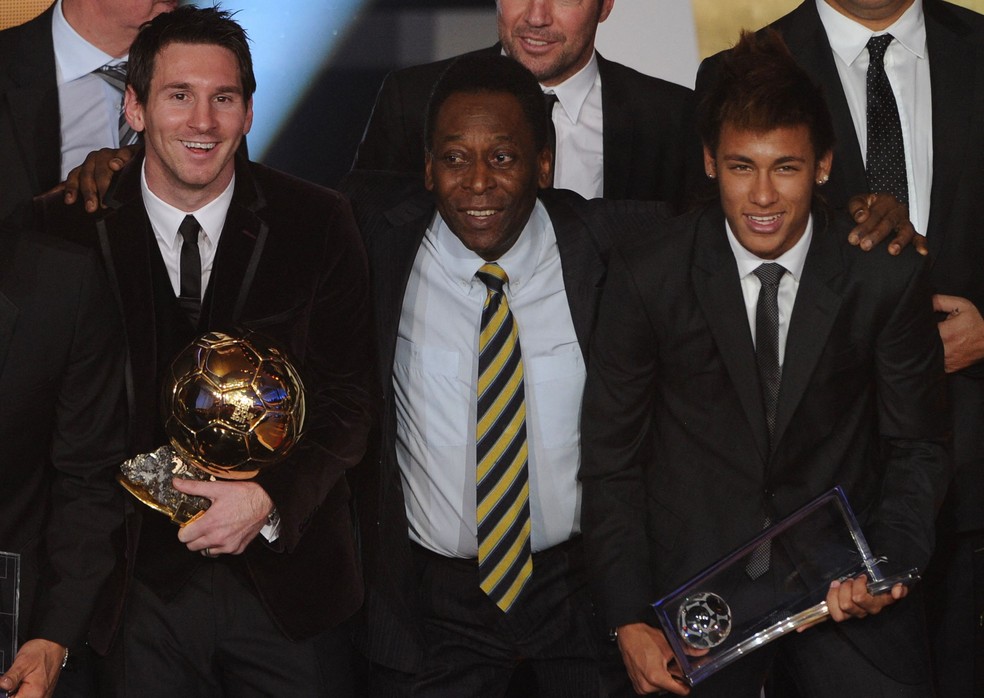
[119,445,213,526]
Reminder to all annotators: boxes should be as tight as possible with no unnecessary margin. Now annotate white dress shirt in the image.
[544,52,604,199]
[395,200,585,557]
[817,0,933,235]
[140,161,232,299]
[52,0,126,180]
[726,218,815,366]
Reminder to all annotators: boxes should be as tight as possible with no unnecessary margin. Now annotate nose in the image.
[187,98,217,132]
[750,171,779,207]
[524,0,551,27]
[463,160,496,194]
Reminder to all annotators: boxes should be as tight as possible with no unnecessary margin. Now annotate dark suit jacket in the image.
[0,5,60,225]
[352,46,698,207]
[697,0,984,531]
[34,154,377,648]
[342,169,661,672]
[0,227,126,650]
[580,204,949,682]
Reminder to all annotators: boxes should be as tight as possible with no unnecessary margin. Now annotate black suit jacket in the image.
[34,154,377,648]
[0,227,126,650]
[342,169,661,672]
[352,46,698,207]
[580,203,949,681]
[0,6,61,225]
[697,0,984,532]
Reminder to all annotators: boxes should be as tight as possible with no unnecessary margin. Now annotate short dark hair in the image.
[424,54,548,153]
[697,29,835,160]
[127,5,255,104]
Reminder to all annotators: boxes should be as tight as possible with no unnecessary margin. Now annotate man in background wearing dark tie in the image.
[582,30,948,697]
[353,0,697,206]
[696,2,984,693]
[33,7,376,695]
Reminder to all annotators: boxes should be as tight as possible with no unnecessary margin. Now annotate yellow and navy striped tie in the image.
[475,263,532,612]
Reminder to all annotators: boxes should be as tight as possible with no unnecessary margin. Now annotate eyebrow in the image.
[162,81,243,95]
[722,154,807,165]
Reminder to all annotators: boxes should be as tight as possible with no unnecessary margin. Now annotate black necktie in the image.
[865,34,908,204]
[753,263,785,440]
[178,215,202,327]
[542,92,559,187]
[92,62,140,147]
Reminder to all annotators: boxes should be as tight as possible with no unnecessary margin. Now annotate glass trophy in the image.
[651,487,918,687]
[0,551,19,679]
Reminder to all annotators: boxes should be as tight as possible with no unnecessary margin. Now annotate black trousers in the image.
[408,538,621,698]
[119,561,357,697]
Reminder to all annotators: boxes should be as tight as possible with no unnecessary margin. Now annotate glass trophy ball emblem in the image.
[118,331,306,525]
[677,592,733,650]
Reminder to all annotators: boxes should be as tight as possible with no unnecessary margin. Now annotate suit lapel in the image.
[99,161,159,431]
[540,191,606,361]
[924,1,975,258]
[773,209,845,447]
[596,54,632,199]
[692,207,770,460]
[372,192,433,380]
[5,8,60,192]
[202,160,266,330]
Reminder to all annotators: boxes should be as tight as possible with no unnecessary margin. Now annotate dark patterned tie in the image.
[92,62,140,147]
[542,92,559,187]
[475,263,532,612]
[178,215,202,327]
[865,34,908,204]
[753,263,785,440]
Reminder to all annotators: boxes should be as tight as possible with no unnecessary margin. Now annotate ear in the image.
[424,152,435,191]
[598,0,616,24]
[815,149,833,184]
[536,146,552,189]
[242,97,254,136]
[124,85,145,133]
[702,145,717,179]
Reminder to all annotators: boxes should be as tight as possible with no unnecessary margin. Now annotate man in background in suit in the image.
[353,0,697,205]
[34,7,376,695]
[696,2,984,693]
[0,228,125,698]
[0,0,176,223]
[344,53,653,696]
[581,30,948,696]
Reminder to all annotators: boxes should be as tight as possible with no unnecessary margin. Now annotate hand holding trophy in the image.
[119,331,305,525]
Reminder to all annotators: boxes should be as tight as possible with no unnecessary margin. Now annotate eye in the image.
[728,163,752,172]
[491,151,515,166]
[440,152,467,166]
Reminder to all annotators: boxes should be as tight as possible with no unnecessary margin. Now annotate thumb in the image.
[932,294,960,313]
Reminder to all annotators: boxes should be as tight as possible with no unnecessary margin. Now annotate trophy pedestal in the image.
[118,445,212,526]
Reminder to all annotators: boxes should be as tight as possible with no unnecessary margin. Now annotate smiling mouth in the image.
[466,209,499,217]
[746,213,782,224]
[182,141,216,151]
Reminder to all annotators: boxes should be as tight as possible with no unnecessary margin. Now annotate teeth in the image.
[467,210,496,217]
[748,214,781,222]
[182,141,216,150]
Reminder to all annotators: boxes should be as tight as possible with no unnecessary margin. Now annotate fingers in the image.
[846,193,919,253]
[933,294,967,314]
[61,146,135,211]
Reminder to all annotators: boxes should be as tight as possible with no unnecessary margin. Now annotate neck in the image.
[61,0,135,58]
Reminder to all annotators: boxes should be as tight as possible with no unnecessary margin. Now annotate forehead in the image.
[718,123,814,157]
[434,91,532,141]
[150,41,241,86]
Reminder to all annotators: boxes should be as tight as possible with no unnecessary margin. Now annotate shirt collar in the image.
[817,0,926,66]
[432,199,549,293]
[543,51,600,124]
[141,159,236,251]
[52,0,123,84]
[725,215,814,282]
